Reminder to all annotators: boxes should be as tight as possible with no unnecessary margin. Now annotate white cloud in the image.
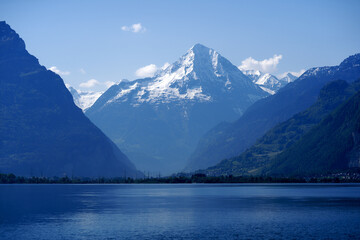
[135,64,158,78]
[238,54,283,73]
[122,23,146,33]
[48,66,70,76]
[135,62,170,78]
[79,68,86,74]
[278,69,306,79]
[79,79,100,88]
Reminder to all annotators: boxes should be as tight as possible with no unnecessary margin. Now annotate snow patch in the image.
[107,82,139,104]
[259,86,275,95]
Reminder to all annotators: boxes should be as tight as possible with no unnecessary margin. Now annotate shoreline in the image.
[1,172,360,184]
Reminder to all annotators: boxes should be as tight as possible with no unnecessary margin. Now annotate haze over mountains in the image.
[0,21,140,178]
[86,44,269,174]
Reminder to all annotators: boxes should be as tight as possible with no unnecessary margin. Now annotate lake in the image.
[0,184,360,239]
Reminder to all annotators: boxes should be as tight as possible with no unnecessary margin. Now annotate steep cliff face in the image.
[0,21,140,177]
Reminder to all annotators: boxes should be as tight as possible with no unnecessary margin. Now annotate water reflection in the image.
[0,184,360,239]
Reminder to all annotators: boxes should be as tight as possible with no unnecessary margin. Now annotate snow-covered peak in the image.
[255,73,278,85]
[66,85,103,111]
[154,45,196,80]
[104,44,260,105]
[241,70,284,95]
[107,44,256,105]
[241,69,262,81]
[279,73,297,83]
[154,43,223,80]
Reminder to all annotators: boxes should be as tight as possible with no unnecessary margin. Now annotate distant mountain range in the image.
[185,53,360,172]
[67,86,103,111]
[86,44,269,174]
[205,79,360,176]
[0,21,141,178]
[67,66,296,111]
[242,70,297,94]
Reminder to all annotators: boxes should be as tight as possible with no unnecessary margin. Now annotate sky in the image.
[1,0,360,91]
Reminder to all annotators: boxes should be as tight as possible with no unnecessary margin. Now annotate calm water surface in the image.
[0,184,360,239]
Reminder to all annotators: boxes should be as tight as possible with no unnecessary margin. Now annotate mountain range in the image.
[243,70,297,94]
[86,44,269,174]
[185,53,360,172]
[0,21,140,178]
[1,21,358,178]
[205,79,360,176]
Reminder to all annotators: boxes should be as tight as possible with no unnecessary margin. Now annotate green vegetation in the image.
[266,88,360,176]
[206,80,360,176]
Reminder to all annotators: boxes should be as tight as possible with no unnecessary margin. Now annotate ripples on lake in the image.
[0,184,359,239]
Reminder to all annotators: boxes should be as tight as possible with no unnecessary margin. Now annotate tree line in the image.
[1,172,359,184]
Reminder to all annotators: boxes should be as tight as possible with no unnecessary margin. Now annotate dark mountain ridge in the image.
[0,21,141,178]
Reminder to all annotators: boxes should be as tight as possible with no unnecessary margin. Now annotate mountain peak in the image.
[339,53,360,69]
[188,43,218,62]
[87,45,268,174]
[279,72,297,83]
[93,44,266,107]
[0,21,26,56]
[191,43,210,51]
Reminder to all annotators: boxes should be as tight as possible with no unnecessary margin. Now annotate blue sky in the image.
[1,0,360,91]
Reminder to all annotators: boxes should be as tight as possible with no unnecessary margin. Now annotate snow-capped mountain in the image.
[104,44,265,106]
[242,70,285,95]
[280,72,297,83]
[86,43,269,174]
[241,70,261,82]
[255,73,283,94]
[67,86,103,111]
